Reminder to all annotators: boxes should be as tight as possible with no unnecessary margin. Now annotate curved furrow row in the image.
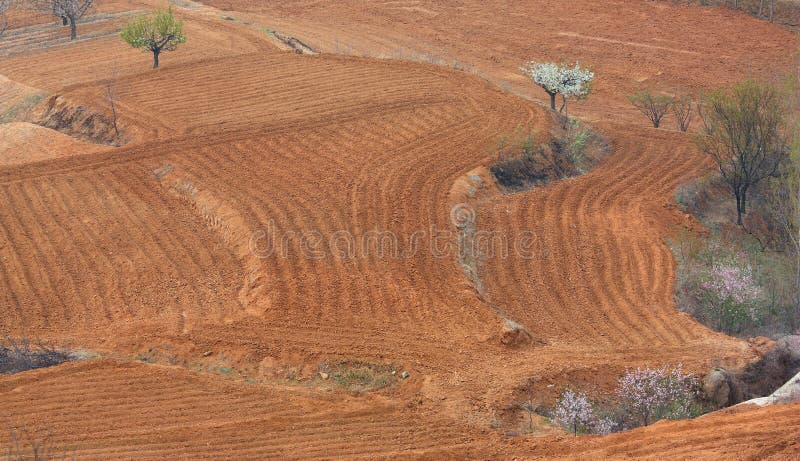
[224,137,357,322]
[0,185,63,328]
[3,184,77,323]
[13,183,95,324]
[108,165,244,323]
[91,170,199,330]
[562,133,702,344]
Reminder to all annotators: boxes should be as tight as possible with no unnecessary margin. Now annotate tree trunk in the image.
[741,186,748,215]
[795,250,800,326]
[61,16,68,26]
[69,16,76,40]
[735,190,743,225]
[770,0,775,22]
[153,49,160,69]
[549,92,556,111]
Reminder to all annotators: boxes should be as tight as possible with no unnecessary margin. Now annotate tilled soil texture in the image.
[0,0,798,459]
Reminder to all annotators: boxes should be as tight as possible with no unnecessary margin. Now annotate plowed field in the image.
[1,0,797,458]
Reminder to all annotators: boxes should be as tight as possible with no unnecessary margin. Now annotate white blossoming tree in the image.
[520,61,594,114]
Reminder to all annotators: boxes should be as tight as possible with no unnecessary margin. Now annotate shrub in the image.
[319,361,398,392]
[0,0,11,35]
[5,426,72,461]
[628,90,674,128]
[670,215,799,338]
[672,91,695,132]
[543,364,702,436]
[489,131,550,191]
[617,364,697,427]
[552,389,594,436]
[489,121,607,192]
[700,260,764,334]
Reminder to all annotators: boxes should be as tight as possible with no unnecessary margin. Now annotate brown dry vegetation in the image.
[0,0,798,459]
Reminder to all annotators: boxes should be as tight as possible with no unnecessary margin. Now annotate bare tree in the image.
[104,67,121,142]
[33,0,94,40]
[696,80,789,225]
[628,90,674,128]
[6,426,72,461]
[672,90,695,132]
[755,0,775,22]
[518,383,538,432]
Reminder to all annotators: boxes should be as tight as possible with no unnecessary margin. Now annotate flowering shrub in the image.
[617,364,697,427]
[702,263,762,304]
[670,227,796,338]
[520,61,594,112]
[700,260,763,333]
[552,389,594,436]
[590,416,616,435]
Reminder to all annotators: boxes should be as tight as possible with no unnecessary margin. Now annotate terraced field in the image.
[0,360,493,459]
[481,125,720,348]
[0,0,798,458]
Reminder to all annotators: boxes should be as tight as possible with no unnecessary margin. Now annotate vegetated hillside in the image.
[0,0,798,458]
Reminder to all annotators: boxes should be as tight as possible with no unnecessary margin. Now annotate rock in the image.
[703,369,744,408]
[401,371,409,379]
[703,370,731,408]
[500,319,533,348]
[775,335,800,364]
[737,370,800,407]
[319,372,329,380]
[202,350,213,357]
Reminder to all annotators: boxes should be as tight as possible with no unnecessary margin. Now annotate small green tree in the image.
[628,90,674,128]
[121,6,185,69]
[671,90,695,132]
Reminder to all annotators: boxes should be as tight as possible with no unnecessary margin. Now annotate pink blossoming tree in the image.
[553,389,594,437]
[617,364,696,427]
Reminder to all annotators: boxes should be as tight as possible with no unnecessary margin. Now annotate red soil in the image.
[0,0,797,458]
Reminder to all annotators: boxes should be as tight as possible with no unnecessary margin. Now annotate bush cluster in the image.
[489,120,607,192]
[551,364,699,436]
